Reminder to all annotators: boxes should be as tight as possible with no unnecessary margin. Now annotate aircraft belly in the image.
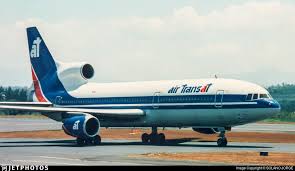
[99,108,273,127]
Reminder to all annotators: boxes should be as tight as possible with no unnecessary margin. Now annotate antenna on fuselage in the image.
[214,74,218,79]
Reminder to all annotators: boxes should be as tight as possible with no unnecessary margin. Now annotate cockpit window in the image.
[246,94,252,101]
[253,94,258,100]
[246,93,272,101]
[260,94,269,99]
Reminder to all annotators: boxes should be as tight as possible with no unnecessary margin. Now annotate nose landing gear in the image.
[217,129,227,147]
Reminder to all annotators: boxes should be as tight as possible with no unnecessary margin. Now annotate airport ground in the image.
[0,118,294,165]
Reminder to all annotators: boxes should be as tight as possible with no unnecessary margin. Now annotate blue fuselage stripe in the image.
[57,94,244,105]
[54,94,279,110]
[60,104,268,110]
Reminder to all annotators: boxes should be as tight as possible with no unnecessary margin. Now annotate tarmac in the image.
[1,118,295,133]
[1,138,295,165]
[0,118,294,165]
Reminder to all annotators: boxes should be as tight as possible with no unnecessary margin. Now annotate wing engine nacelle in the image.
[192,128,219,134]
[62,113,100,139]
[57,62,95,91]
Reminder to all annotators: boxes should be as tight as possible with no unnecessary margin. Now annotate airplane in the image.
[0,27,281,147]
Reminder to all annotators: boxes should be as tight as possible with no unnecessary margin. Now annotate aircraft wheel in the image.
[93,135,101,145]
[150,134,160,145]
[141,133,150,143]
[158,133,166,145]
[217,137,228,147]
[77,138,87,146]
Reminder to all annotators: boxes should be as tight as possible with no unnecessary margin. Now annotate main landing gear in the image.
[141,127,166,145]
[76,135,101,146]
[217,129,227,147]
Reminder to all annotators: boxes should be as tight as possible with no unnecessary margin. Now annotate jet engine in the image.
[57,62,95,91]
[192,128,219,134]
[62,114,100,139]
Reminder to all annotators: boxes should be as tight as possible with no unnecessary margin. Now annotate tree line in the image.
[268,83,295,121]
[0,86,28,102]
[0,86,29,114]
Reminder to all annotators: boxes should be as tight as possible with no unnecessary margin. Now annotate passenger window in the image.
[253,94,258,100]
[246,94,252,101]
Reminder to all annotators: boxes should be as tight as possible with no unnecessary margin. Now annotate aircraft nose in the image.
[268,99,281,116]
[260,99,280,110]
[269,99,281,109]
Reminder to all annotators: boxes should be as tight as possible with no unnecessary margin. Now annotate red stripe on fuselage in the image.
[31,68,47,102]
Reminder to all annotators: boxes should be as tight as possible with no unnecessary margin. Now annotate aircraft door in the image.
[152,92,160,109]
[55,96,62,105]
[215,90,224,108]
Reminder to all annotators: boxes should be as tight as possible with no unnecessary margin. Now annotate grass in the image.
[263,118,295,122]
[261,112,295,123]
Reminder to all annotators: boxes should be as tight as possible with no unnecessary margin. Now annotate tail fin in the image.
[27,27,67,102]
[27,27,57,80]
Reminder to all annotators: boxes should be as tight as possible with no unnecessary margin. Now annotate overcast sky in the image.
[0,0,295,87]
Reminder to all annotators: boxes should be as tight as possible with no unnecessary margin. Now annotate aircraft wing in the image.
[0,105,145,121]
[0,102,52,107]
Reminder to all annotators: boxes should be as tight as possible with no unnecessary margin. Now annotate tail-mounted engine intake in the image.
[57,62,95,91]
[62,113,100,139]
[81,64,94,80]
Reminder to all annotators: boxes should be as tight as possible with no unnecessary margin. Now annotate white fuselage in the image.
[39,78,280,128]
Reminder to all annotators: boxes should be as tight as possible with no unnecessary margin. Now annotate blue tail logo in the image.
[30,37,42,58]
[27,27,72,103]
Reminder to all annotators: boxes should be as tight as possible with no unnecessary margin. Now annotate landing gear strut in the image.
[217,129,227,147]
[141,127,166,145]
[76,135,101,146]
